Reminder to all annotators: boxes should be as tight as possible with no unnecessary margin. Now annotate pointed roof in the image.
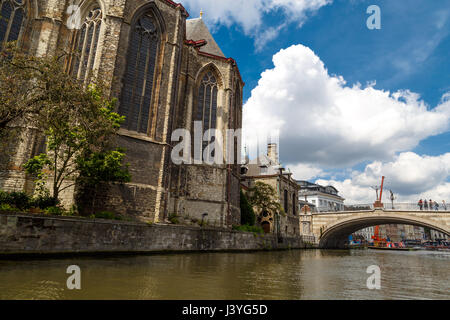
[186,18,225,57]
[245,154,282,176]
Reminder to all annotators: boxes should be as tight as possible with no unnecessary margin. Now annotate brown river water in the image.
[0,249,448,300]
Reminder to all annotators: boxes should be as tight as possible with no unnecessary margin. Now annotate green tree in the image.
[0,43,45,134]
[24,84,129,201]
[76,148,131,186]
[240,189,256,226]
[0,43,47,169]
[0,44,132,202]
[247,181,283,216]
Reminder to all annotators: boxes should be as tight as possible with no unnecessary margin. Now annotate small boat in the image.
[369,226,420,251]
[368,246,419,251]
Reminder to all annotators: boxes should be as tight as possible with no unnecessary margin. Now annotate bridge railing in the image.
[383,202,449,211]
[315,202,450,213]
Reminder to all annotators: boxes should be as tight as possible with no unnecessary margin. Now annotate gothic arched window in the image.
[0,0,26,49]
[119,12,160,134]
[69,6,102,83]
[292,193,296,216]
[196,71,218,131]
[284,189,289,214]
[196,71,218,153]
[233,85,240,167]
[234,86,240,130]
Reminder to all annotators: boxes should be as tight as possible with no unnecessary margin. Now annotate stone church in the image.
[0,0,244,227]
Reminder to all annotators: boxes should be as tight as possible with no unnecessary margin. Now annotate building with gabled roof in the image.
[297,180,345,212]
[241,143,300,237]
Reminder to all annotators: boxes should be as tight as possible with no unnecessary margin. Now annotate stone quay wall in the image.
[0,214,313,256]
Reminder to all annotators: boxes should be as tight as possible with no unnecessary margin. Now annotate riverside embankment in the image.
[0,213,314,256]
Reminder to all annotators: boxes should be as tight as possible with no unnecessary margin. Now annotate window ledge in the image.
[118,129,167,146]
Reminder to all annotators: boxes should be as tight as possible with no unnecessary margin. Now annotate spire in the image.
[200,9,203,18]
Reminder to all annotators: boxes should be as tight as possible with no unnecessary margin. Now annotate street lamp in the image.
[389,190,396,210]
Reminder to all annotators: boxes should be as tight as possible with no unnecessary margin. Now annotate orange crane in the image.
[371,225,386,247]
[371,176,386,247]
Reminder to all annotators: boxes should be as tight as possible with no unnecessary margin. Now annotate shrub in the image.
[64,205,79,217]
[232,224,264,234]
[0,203,20,213]
[90,211,123,220]
[0,190,32,210]
[0,190,9,204]
[32,195,59,210]
[169,214,179,224]
[44,206,65,216]
[240,190,255,226]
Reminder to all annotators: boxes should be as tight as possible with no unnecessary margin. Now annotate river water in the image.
[0,249,448,300]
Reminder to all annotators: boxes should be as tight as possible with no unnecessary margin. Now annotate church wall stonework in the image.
[0,0,243,228]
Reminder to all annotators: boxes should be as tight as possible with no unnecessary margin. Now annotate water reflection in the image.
[0,250,448,300]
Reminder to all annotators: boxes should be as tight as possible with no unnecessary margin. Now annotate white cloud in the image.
[243,44,450,168]
[254,23,287,52]
[286,163,324,181]
[317,152,450,204]
[181,0,332,49]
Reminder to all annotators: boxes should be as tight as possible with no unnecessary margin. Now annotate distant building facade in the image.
[378,224,425,242]
[241,143,300,237]
[353,227,375,242]
[297,181,345,212]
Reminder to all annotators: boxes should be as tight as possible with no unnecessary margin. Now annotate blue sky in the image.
[210,0,449,103]
[181,0,450,203]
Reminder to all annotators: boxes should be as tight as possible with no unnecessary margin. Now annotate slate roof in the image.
[186,18,225,57]
[245,155,282,176]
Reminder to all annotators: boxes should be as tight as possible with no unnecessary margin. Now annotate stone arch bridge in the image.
[312,208,450,248]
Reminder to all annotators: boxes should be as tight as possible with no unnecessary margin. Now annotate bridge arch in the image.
[318,211,450,249]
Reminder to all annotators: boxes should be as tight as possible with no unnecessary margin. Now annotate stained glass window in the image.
[233,86,240,167]
[234,86,240,130]
[119,13,160,134]
[284,189,289,214]
[0,0,26,49]
[196,72,218,151]
[69,7,102,83]
[292,193,296,215]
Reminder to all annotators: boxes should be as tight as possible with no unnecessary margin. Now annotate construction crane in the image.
[371,225,387,247]
[372,176,386,247]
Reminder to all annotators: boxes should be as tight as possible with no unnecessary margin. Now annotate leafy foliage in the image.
[0,190,32,210]
[240,190,256,226]
[44,206,64,216]
[232,224,264,234]
[90,211,123,221]
[0,43,45,134]
[0,203,20,213]
[32,194,59,209]
[168,214,180,224]
[247,182,282,216]
[24,83,127,200]
[77,149,131,186]
[0,44,132,202]
[0,189,59,211]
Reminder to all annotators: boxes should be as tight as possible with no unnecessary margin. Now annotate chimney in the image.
[267,143,279,164]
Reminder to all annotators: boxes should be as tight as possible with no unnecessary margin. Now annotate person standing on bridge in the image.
[434,201,439,211]
[429,199,434,211]
[442,200,447,211]
[418,199,423,210]
[424,199,428,210]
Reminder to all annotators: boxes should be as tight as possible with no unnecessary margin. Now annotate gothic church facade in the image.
[0,0,243,227]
